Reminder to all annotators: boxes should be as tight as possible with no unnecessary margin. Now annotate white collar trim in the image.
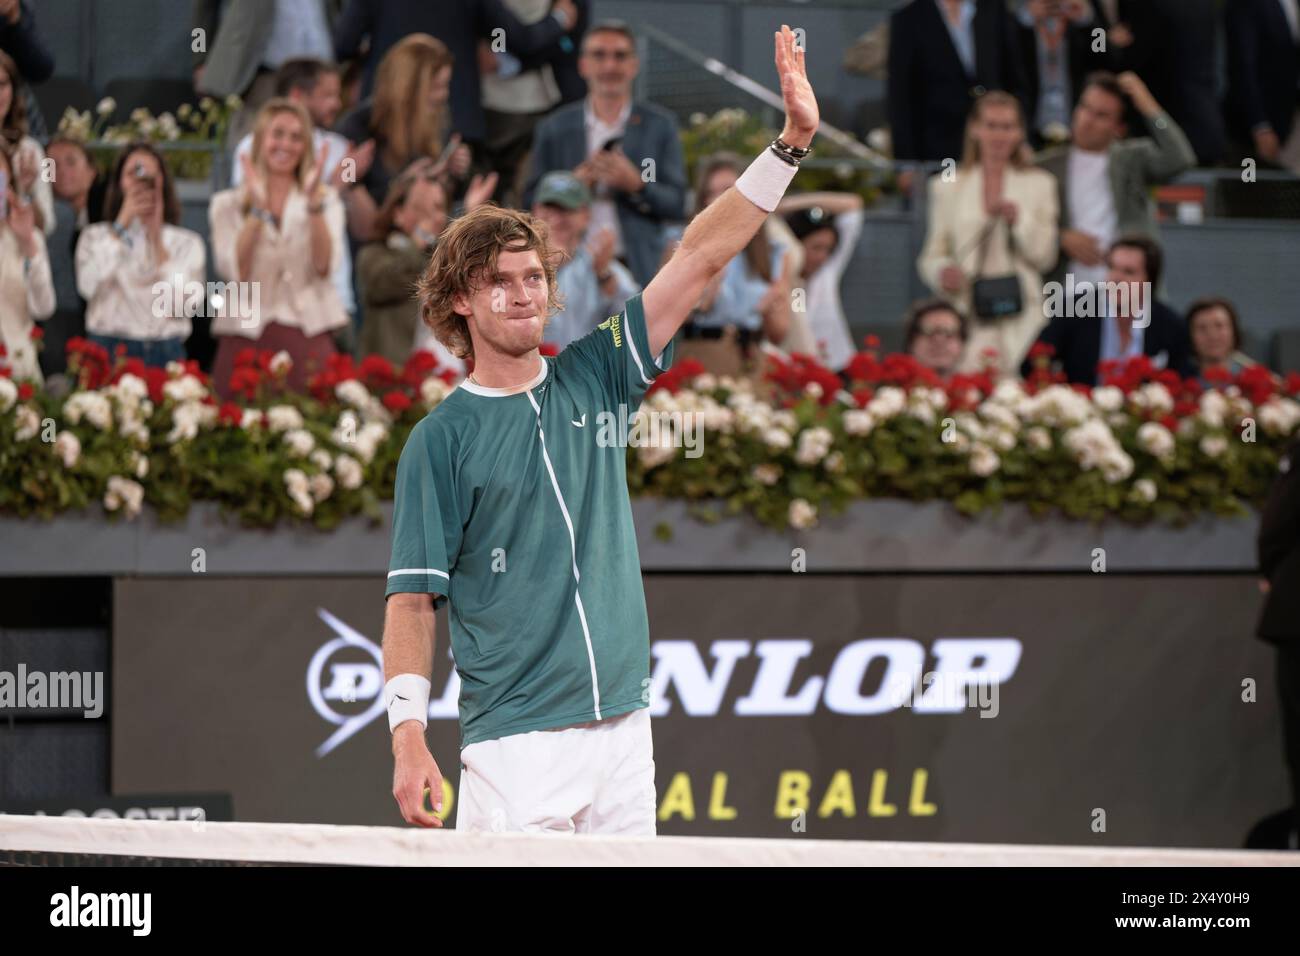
[457,354,549,397]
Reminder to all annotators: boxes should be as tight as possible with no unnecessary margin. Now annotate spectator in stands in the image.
[1091,0,1223,165]
[523,20,686,287]
[1186,297,1261,383]
[1037,71,1194,289]
[0,49,50,236]
[232,59,364,344]
[47,138,106,236]
[74,143,205,368]
[0,0,53,138]
[1015,0,1108,148]
[333,0,579,145]
[1023,235,1193,385]
[887,0,1026,165]
[357,167,495,366]
[918,91,1057,376]
[905,298,969,379]
[209,99,348,396]
[1256,430,1300,850]
[479,0,587,207]
[529,170,638,351]
[777,191,865,373]
[672,152,791,378]
[192,0,341,143]
[0,143,52,383]
[1225,0,1300,176]
[335,34,468,243]
[43,137,104,379]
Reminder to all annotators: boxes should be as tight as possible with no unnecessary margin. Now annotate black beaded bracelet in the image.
[770,137,813,165]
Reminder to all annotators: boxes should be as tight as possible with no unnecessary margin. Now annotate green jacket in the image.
[1037,111,1196,281]
[356,236,429,366]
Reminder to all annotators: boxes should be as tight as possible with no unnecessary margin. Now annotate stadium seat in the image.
[102,77,201,126]
[31,76,99,130]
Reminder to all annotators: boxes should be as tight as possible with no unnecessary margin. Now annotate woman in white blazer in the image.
[917,91,1058,377]
[0,145,54,383]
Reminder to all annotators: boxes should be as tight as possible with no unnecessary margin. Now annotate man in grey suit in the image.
[1036,69,1194,287]
[192,0,344,142]
[522,21,686,287]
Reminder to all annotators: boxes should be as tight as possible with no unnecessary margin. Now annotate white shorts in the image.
[456,708,656,835]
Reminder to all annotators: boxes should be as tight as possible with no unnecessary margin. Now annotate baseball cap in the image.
[535,171,591,210]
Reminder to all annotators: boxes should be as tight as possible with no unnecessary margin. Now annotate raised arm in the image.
[776,191,863,217]
[641,24,818,357]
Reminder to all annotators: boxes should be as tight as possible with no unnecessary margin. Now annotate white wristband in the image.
[734,147,799,213]
[384,674,431,732]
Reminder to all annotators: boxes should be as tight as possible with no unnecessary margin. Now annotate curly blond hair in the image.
[417,204,563,361]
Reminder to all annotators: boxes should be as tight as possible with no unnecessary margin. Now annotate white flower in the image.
[824,451,845,473]
[309,472,335,502]
[96,96,116,116]
[1257,398,1300,436]
[65,392,113,430]
[0,377,15,412]
[114,373,150,404]
[866,386,907,420]
[162,375,206,404]
[13,405,40,441]
[991,380,1026,406]
[1199,434,1229,459]
[804,381,824,400]
[906,401,937,425]
[772,409,798,433]
[752,463,782,486]
[269,350,293,376]
[969,442,1000,477]
[103,476,144,519]
[1132,478,1158,504]
[166,361,186,378]
[794,426,833,466]
[843,409,875,437]
[334,454,364,490]
[166,401,210,444]
[336,380,371,408]
[763,428,793,451]
[1064,419,1123,471]
[283,428,315,458]
[1023,385,1094,428]
[54,431,80,467]
[788,498,818,530]
[636,439,677,469]
[266,405,304,433]
[420,376,449,406]
[1132,382,1174,414]
[1136,421,1176,461]
[1198,390,1228,428]
[1100,449,1134,483]
[991,428,1017,452]
[1091,385,1125,413]
[310,449,333,471]
[132,451,149,479]
[694,373,718,392]
[353,421,389,464]
[240,408,264,430]
[1025,426,1052,452]
[978,400,1019,433]
[283,469,314,515]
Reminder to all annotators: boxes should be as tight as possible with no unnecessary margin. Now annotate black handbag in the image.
[968,218,1023,322]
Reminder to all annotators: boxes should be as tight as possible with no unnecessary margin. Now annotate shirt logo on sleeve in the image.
[597,313,623,349]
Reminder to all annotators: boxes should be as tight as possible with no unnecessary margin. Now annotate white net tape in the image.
[2,816,1298,867]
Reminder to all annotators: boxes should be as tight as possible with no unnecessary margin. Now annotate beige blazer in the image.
[917,164,1059,376]
[0,228,54,383]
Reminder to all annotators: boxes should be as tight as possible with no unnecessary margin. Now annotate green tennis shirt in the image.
[386,293,674,748]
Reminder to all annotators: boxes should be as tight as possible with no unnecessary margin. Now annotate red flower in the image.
[233,347,258,368]
[359,354,397,388]
[17,382,33,400]
[647,358,707,395]
[1027,341,1055,360]
[228,367,262,400]
[29,327,44,341]
[0,343,6,357]
[382,389,413,413]
[142,367,169,403]
[863,334,881,350]
[217,401,243,425]
[1285,372,1300,397]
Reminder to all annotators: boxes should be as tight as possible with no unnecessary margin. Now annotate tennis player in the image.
[383,25,819,834]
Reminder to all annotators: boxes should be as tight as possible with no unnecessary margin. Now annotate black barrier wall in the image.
[111,574,1286,847]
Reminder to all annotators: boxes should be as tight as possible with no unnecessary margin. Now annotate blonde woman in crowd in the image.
[918,90,1058,376]
[209,98,347,396]
[0,145,53,382]
[335,33,470,242]
[75,142,206,366]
